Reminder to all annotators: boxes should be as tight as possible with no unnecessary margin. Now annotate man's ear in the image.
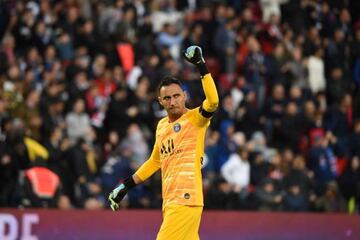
[183,91,187,101]
[158,96,163,106]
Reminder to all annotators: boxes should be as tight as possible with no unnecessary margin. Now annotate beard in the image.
[167,106,186,121]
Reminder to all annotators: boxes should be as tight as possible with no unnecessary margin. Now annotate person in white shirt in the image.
[307,48,326,94]
[221,147,250,199]
[65,98,92,145]
[260,0,288,23]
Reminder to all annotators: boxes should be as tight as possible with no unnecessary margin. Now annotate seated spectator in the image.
[205,176,238,210]
[100,143,133,199]
[221,147,250,201]
[326,68,350,106]
[264,84,287,144]
[307,48,326,94]
[285,48,308,89]
[157,22,185,60]
[349,120,360,156]
[250,151,269,187]
[308,132,339,194]
[65,98,92,145]
[284,155,315,210]
[283,182,309,212]
[339,155,360,214]
[67,138,102,208]
[278,102,302,151]
[248,131,273,162]
[12,89,42,141]
[324,94,353,143]
[234,89,263,137]
[0,136,17,207]
[315,181,347,212]
[120,123,149,168]
[254,178,283,211]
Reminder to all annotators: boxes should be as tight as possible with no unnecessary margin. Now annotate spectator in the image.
[244,36,268,108]
[250,151,269,187]
[12,89,42,140]
[0,138,17,207]
[68,138,102,208]
[213,17,237,79]
[308,132,339,194]
[41,96,66,140]
[67,71,90,102]
[121,123,149,168]
[75,20,99,56]
[65,98,92,145]
[263,83,287,144]
[221,147,250,201]
[349,120,360,157]
[157,23,185,60]
[203,130,220,180]
[283,183,309,212]
[235,89,263,137]
[324,94,353,142]
[1,34,16,67]
[205,176,238,209]
[279,102,302,151]
[325,29,349,76]
[339,155,360,213]
[104,85,136,136]
[100,142,133,201]
[283,155,314,211]
[254,178,283,211]
[285,47,308,89]
[315,181,347,212]
[260,0,288,23]
[249,131,274,163]
[182,23,207,53]
[326,68,350,106]
[307,48,326,94]
[267,43,288,87]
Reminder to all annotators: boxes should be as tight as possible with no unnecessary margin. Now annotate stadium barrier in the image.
[0,209,359,240]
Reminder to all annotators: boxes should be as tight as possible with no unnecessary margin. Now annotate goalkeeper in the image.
[108,46,219,240]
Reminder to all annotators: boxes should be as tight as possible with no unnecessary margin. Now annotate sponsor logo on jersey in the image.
[161,139,174,155]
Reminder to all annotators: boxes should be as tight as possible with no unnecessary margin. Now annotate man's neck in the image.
[168,109,188,122]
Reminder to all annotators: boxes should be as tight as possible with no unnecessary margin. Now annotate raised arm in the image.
[184,45,219,118]
[201,73,219,114]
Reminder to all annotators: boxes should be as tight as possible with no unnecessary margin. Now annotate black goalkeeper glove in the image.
[108,177,136,211]
[183,45,209,76]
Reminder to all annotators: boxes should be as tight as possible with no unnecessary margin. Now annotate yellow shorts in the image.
[156,204,203,240]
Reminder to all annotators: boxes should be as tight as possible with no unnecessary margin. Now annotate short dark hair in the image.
[157,76,183,95]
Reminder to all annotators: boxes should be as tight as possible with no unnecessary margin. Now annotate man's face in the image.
[158,83,187,117]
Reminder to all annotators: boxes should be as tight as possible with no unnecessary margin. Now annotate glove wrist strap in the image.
[197,62,209,76]
[124,176,136,189]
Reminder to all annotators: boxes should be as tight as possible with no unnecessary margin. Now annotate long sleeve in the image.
[134,139,161,182]
[201,73,219,112]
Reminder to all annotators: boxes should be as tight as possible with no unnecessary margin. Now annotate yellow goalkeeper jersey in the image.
[135,73,218,209]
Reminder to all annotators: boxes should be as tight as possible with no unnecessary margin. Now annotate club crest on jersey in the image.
[173,123,181,132]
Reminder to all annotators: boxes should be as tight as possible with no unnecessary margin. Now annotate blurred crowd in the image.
[0,0,360,213]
